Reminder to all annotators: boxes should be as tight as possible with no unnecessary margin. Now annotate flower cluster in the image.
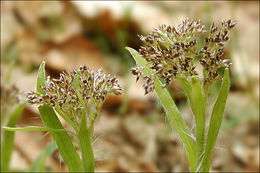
[199,19,236,84]
[131,18,236,94]
[27,66,122,124]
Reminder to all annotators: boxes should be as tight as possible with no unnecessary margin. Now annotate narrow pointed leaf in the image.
[37,61,46,95]
[201,68,230,172]
[1,103,26,172]
[36,61,83,172]
[2,126,66,132]
[126,47,197,171]
[191,76,206,163]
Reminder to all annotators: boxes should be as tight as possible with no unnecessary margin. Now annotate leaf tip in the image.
[40,61,46,68]
[223,68,230,84]
[224,68,229,76]
[125,46,131,51]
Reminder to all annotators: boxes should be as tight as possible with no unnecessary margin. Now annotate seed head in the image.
[27,66,122,124]
[131,18,236,94]
[199,19,236,84]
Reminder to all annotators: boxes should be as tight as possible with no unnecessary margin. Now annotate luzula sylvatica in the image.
[127,18,236,172]
[4,62,122,172]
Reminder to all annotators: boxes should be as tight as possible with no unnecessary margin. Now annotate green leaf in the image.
[36,61,83,172]
[29,142,57,172]
[2,126,67,132]
[126,47,197,172]
[1,103,26,172]
[37,61,47,95]
[78,113,95,172]
[39,105,83,172]
[200,68,230,172]
[191,76,206,163]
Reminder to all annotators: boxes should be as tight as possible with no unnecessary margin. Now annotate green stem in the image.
[78,112,95,172]
[89,118,95,140]
[73,70,95,171]
[191,77,206,168]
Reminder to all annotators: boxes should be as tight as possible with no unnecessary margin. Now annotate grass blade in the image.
[126,47,197,171]
[200,68,230,172]
[29,142,57,172]
[37,61,47,95]
[1,103,26,172]
[2,126,67,132]
[36,61,83,172]
[39,106,83,172]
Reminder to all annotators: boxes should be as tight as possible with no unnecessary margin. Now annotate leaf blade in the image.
[191,76,206,164]
[1,103,26,172]
[37,61,46,95]
[201,68,230,172]
[126,47,197,171]
[2,126,66,132]
[36,61,83,172]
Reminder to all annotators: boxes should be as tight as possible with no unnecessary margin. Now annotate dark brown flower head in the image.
[131,18,236,94]
[27,66,122,124]
[199,19,236,84]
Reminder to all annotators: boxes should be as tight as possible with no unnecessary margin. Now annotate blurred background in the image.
[1,1,259,172]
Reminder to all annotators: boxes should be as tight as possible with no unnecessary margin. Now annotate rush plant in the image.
[127,18,236,172]
[4,62,122,172]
